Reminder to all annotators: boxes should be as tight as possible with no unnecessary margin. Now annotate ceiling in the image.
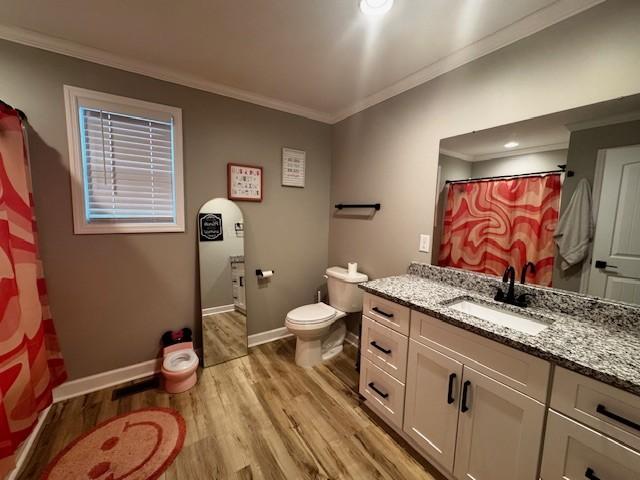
[0,0,604,123]
[440,94,640,161]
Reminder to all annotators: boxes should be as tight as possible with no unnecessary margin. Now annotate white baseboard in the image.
[248,326,293,348]
[6,406,51,480]
[52,357,162,403]
[345,331,360,347]
[202,304,235,316]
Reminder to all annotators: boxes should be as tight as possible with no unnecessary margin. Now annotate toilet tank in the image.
[326,266,368,313]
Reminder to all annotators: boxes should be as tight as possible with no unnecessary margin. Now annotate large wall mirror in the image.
[434,93,640,306]
[198,198,248,367]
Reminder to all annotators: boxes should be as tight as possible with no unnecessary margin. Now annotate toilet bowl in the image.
[285,303,347,368]
[285,266,368,368]
[161,342,199,394]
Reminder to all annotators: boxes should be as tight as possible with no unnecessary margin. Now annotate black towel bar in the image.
[334,203,381,211]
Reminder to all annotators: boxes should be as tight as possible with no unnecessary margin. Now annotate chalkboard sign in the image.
[199,213,223,241]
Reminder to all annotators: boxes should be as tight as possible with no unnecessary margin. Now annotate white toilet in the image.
[285,266,368,368]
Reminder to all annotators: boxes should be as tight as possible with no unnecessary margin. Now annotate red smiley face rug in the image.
[41,408,186,480]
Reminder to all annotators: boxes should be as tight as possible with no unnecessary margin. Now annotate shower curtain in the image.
[438,174,561,286]
[0,104,66,474]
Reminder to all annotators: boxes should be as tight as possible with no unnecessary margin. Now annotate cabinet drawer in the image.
[551,367,640,451]
[362,315,409,382]
[363,293,410,335]
[410,310,550,402]
[541,410,640,480]
[359,357,405,430]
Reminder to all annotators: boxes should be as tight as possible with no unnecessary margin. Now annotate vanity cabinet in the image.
[404,339,463,471]
[453,366,545,480]
[540,410,640,479]
[360,292,640,480]
[539,367,640,479]
[403,337,545,479]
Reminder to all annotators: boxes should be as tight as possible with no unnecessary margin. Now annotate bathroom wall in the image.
[330,0,640,280]
[553,118,640,292]
[0,39,332,379]
[470,150,567,179]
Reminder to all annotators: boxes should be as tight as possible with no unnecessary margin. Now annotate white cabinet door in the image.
[454,366,545,480]
[541,410,640,480]
[403,339,462,473]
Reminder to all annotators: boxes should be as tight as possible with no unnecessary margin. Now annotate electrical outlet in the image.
[419,234,431,253]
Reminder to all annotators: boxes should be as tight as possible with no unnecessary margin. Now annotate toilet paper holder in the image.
[256,269,274,278]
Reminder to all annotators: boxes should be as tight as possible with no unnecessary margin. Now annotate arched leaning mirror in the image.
[198,198,248,367]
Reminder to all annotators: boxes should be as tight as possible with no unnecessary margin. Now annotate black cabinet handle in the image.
[370,341,392,355]
[372,307,394,318]
[596,404,640,431]
[447,373,457,404]
[585,467,600,480]
[460,380,471,412]
[368,382,389,399]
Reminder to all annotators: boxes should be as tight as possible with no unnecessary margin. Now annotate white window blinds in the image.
[79,108,176,222]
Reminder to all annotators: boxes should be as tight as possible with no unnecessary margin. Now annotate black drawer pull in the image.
[585,468,600,480]
[596,404,640,431]
[370,341,391,354]
[368,382,389,399]
[447,373,457,404]
[461,380,471,412]
[372,307,394,318]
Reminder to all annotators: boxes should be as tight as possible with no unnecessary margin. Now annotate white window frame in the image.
[64,85,185,234]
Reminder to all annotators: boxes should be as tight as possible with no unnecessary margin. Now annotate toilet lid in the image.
[163,349,199,372]
[286,303,336,324]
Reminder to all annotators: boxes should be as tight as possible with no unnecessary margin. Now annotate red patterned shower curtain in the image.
[0,104,66,474]
[438,174,561,286]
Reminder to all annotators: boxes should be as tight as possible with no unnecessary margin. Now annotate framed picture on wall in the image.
[227,163,263,202]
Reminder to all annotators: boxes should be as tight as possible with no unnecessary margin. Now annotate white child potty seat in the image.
[163,349,199,372]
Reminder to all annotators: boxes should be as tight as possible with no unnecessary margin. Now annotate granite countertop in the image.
[360,274,640,396]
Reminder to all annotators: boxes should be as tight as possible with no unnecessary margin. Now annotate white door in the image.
[403,339,462,473]
[588,145,640,303]
[453,366,545,480]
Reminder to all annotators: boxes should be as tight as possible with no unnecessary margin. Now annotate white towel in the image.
[554,178,594,271]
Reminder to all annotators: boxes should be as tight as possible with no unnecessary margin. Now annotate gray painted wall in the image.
[553,119,640,291]
[470,150,567,178]
[330,0,640,281]
[0,39,332,380]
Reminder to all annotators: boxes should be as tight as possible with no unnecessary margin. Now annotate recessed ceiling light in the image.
[504,141,519,149]
[360,0,394,16]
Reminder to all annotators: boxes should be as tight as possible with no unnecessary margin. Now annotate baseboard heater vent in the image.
[111,376,160,400]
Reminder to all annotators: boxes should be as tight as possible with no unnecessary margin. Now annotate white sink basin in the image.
[447,299,550,335]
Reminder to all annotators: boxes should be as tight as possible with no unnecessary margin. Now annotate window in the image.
[64,86,184,233]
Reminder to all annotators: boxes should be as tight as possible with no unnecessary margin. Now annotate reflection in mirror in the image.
[434,94,640,306]
[198,198,248,367]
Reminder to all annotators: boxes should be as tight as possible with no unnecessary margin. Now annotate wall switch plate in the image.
[419,234,431,253]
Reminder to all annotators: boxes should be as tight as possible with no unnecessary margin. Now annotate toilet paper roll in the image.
[260,270,274,278]
[348,262,358,275]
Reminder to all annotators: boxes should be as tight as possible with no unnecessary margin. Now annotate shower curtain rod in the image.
[0,99,27,121]
[445,165,574,185]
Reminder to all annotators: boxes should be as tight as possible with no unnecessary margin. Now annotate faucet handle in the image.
[515,293,533,307]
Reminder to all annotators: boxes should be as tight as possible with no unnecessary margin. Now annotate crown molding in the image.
[0,0,604,125]
[0,24,334,124]
[439,148,474,162]
[330,0,606,123]
[565,110,640,132]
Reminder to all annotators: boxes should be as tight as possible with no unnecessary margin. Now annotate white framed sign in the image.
[282,148,306,187]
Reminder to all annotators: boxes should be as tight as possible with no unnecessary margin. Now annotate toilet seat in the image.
[286,303,336,325]
[163,349,199,372]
